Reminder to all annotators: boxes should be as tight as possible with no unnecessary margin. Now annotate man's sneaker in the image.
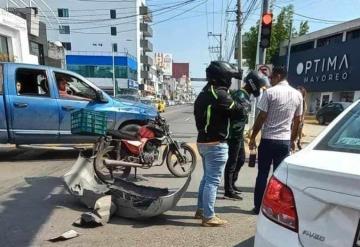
[233,186,242,193]
[224,192,243,200]
[194,208,203,219]
[202,215,228,227]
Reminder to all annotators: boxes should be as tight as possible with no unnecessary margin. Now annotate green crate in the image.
[71,109,107,136]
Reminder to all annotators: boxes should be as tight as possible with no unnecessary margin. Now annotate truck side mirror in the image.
[95,90,108,103]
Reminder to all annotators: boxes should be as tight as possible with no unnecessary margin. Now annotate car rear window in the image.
[315,102,360,154]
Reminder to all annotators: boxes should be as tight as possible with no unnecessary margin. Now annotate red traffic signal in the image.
[260,12,273,48]
[262,13,273,25]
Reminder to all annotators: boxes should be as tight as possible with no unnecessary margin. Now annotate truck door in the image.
[7,67,59,144]
[53,71,100,143]
[0,65,8,143]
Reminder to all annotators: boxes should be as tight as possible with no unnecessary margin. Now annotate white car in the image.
[255,100,360,247]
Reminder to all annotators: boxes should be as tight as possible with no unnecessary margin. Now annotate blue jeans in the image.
[197,142,229,219]
[254,139,290,210]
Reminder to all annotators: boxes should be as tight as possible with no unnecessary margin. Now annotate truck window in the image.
[16,68,50,97]
[54,72,96,101]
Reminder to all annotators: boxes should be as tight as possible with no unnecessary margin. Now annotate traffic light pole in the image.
[237,0,242,89]
[248,0,270,131]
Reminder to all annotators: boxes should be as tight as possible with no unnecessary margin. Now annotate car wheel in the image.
[318,116,325,125]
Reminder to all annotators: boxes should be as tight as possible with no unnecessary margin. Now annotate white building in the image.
[1,0,153,94]
[0,8,37,64]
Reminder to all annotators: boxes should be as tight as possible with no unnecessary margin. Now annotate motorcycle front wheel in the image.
[166,144,196,177]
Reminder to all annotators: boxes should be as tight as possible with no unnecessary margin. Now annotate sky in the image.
[151,0,360,80]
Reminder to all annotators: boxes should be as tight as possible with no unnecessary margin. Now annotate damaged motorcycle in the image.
[93,115,197,183]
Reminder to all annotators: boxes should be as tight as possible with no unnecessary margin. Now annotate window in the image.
[346,29,360,40]
[59,25,70,34]
[316,102,360,154]
[67,65,129,79]
[58,8,69,17]
[112,43,118,52]
[110,9,116,19]
[62,42,72,51]
[16,68,50,97]
[111,27,117,36]
[29,41,45,65]
[0,35,9,62]
[317,33,343,47]
[291,41,314,54]
[54,72,97,101]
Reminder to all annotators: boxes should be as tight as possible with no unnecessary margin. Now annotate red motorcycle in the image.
[94,115,196,183]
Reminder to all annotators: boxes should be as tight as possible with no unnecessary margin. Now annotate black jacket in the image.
[194,84,246,143]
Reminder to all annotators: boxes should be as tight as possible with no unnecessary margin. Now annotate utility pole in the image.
[286,20,293,72]
[208,32,222,60]
[237,0,242,89]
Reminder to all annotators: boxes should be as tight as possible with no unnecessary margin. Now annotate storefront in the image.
[287,37,360,113]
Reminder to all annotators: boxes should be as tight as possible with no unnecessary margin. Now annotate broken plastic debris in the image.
[73,212,103,228]
[48,230,79,242]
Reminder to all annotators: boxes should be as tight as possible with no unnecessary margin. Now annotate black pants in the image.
[254,139,290,210]
[224,138,245,194]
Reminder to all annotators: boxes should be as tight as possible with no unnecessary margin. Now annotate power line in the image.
[273,4,344,23]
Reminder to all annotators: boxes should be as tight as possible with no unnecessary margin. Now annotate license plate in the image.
[355,221,360,247]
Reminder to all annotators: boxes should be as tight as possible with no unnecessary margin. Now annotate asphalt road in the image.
[0,105,325,247]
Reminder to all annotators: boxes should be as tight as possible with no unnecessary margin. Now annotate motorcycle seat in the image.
[108,124,141,141]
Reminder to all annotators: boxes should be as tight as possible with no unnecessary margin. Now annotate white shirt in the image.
[257,80,303,140]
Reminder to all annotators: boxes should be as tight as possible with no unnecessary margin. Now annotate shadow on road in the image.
[234,236,255,247]
[110,213,200,228]
[0,149,79,162]
[0,176,81,246]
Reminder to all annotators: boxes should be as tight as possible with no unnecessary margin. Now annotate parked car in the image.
[316,101,351,125]
[255,100,360,247]
[0,63,157,145]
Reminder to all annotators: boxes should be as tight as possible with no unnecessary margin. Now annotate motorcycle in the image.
[93,115,196,183]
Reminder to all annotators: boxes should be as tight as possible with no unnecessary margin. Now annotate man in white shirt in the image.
[249,67,303,214]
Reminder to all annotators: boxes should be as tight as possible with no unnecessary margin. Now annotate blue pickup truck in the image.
[0,63,157,144]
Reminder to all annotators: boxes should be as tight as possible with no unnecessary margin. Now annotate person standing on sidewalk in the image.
[224,71,267,200]
[194,61,245,227]
[249,67,303,214]
[296,86,307,150]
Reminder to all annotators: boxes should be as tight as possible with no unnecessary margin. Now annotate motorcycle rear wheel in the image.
[166,144,196,177]
[94,146,131,184]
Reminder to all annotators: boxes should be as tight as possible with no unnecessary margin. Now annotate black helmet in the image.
[206,61,242,88]
[243,71,267,97]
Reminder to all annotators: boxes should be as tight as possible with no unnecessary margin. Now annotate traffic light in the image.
[260,12,273,48]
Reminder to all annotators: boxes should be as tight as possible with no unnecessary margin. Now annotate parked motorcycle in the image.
[93,115,196,183]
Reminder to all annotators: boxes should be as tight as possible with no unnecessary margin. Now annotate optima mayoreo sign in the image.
[288,39,360,92]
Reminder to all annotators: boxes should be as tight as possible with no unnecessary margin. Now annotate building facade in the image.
[279,18,360,113]
[5,0,153,94]
[0,8,38,64]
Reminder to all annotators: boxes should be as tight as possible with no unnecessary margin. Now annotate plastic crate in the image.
[71,109,107,136]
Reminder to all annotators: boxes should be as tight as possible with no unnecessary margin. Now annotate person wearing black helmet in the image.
[224,71,267,200]
[194,61,246,227]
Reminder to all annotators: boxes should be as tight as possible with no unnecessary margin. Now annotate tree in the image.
[242,4,310,68]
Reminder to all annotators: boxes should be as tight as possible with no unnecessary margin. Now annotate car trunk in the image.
[285,150,360,247]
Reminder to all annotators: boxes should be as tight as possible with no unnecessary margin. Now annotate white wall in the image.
[0,8,38,64]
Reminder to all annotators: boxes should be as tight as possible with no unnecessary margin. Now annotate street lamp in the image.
[54,41,66,69]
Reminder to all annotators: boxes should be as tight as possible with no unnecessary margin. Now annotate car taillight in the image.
[261,176,298,232]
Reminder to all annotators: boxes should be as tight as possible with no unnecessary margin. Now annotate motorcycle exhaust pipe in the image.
[104,159,143,168]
